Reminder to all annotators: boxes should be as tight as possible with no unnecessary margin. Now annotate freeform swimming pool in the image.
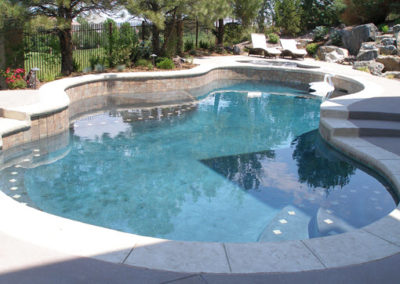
[0,81,395,242]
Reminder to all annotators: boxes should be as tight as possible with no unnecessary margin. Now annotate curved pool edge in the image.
[0,56,400,274]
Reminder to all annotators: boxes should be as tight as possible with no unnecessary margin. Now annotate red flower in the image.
[5,68,10,74]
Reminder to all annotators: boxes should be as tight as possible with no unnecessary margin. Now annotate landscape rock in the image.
[357,49,379,61]
[393,25,400,34]
[376,56,400,71]
[317,46,349,63]
[341,23,378,55]
[353,61,384,76]
[381,38,396,46]
[379,45,398,55]
[383,71,400,79]
[233,45,241,55]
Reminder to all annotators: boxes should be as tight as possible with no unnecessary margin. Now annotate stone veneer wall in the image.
[2,108,69,150]
[1,67,364,151]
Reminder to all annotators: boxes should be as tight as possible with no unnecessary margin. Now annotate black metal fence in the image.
[2,21,215,82]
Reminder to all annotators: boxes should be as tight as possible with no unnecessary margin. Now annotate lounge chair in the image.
[280,39,307,59]
[250,33,281,58]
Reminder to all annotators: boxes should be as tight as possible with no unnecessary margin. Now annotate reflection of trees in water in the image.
[202,151,275,191]
[291,130,355,191]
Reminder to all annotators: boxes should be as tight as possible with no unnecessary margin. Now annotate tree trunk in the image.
[161,9,177,56]
[58,28,73,75]
[216,18,224,46]
[176,14,183,56]
[151,24,160,55]
[195,20,199,48]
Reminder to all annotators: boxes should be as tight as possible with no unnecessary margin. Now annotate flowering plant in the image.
[0,67,27,89]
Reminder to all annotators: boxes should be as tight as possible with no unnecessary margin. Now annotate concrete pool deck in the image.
[0,56,399,283]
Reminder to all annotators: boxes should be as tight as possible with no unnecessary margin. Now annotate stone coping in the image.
[0,56,399,274]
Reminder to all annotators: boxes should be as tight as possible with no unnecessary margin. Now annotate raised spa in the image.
[0,80,395,243]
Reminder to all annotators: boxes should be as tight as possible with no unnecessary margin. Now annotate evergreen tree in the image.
[274,0,302,36]
[341,0,399,25]
[301,0,345,30]
[233,0,263,28]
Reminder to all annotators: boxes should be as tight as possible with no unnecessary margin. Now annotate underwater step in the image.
[257,205,311,242]
[315,208,355,237]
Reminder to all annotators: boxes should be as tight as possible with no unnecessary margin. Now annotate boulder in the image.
[379,45,398,55]
[353,61,384,76]
[233,45,241,55]
[317,46,349,63]
[381,38,396,46]
[376,56,400,71]
[357,49,379,61]
[341,23,378,55]
[383,71,400,80]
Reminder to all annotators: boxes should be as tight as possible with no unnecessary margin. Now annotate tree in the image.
[256,0,275,32]
[125,0,174,55]
[192,0,233,46]
[341,0,399,25]
[301,0,345,30]
[274,0,302,36]
[23,1,124,75]
[233,0,263,28]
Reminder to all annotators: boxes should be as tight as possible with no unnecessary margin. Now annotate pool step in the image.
[257,205,311,242]
[0,118,31,149]
[321,117,400,138]
[314,208,355,237]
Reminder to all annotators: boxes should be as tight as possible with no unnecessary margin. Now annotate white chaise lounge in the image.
[250,33,281,58]
[280,39,307,59]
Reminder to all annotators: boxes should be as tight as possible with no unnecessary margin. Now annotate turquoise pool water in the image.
[1,82,396,242]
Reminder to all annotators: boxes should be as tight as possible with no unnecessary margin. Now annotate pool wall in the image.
[0,66,364,151]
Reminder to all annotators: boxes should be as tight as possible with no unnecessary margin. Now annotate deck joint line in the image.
[222,243,233,273]
[301,240,327,268]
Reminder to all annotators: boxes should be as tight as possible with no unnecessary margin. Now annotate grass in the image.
[25,47,106,81]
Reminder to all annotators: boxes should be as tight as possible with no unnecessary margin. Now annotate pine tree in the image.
[274,0,302,36]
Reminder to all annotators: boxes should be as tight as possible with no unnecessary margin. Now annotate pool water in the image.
[0,82,396,242]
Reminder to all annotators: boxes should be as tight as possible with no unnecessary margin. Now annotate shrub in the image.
[184,41,194,52]
[355,66,370,73]
[267,33,279,44]
[94,64,105,72]
[306,43,319,56]
[379,25,389,33]
[0,68,27,89]
[156,58,174,69]
[199,40,210,49]
[313,26,329,41]
[265,26,280,35]
[136,59,153,69]
[8,78,27,89]
[89,55,106,70]
[224,22,243,45]
[330,30,343,46]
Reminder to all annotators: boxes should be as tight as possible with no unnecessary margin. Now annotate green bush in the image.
[265,26,280,35]
[199,40,210,49]
[89,55,106,70]
[156,58,175,69]
[136,59,153,69]
[224,22,243,45]
[306,43,319,56]
[267,33,279,44]
[380,25,389,33]
[184,41,194,52]
[330,30,342,46]
[8,79,27,89]
[313,26,329,41]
